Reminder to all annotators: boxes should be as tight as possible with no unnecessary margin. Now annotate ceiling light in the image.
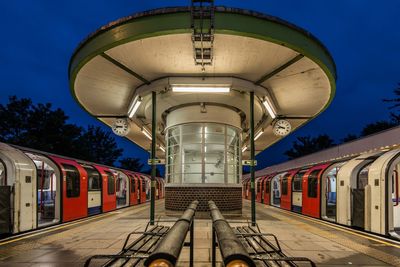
[141,127,152,140]
[128,96,142,118]
[242,146,247,153]
[171,86,230,93]
[159,145,165,152]
[254,130,263,141]
[263,97,277,119]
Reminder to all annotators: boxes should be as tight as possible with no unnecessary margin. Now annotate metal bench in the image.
[84,200,198,267]
[209,201,316,267]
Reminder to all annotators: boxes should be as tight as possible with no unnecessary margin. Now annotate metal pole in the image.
[250,91,256,226]
[190,220,194,267]
[150,91,156,225]
[212,226,216,267]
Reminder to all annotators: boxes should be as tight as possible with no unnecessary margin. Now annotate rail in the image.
[84,200,198,267]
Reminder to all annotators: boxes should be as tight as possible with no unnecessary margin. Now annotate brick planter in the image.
[165,184,242,213]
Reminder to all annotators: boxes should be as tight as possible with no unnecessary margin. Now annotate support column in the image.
[250,91,256,226]
[150,91,156,225]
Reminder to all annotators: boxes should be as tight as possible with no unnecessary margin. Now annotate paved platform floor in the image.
[0,200,399,266]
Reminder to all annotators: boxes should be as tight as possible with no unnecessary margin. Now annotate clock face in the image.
[273,119,291,136]
[112,118,130,136]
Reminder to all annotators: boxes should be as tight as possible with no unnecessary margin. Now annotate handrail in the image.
[144,200,199,267]
[209,201,256,267]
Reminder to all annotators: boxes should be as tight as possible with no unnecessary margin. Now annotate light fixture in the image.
[141,127,152,140]
[204,146,207,153]
[254,129,263,141]
[263,97,277,119]
[128,96,142,118]
[242,146,247,153]
[159,145,165,152]
[171,86,230,93]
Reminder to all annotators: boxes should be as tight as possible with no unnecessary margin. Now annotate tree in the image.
[284,134,336,159]
[360,120,396,137]
[340,133,358,143]
[119,157,144,172]
[76,126,123,166]
[383,83,400,124]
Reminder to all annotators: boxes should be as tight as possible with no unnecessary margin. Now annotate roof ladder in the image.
[191,0,215,70]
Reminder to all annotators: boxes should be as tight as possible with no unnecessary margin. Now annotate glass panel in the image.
[131,177,136,193]
[308,170,320,198]
[293,170,307,191]
[105,171,115,195]
[358,163,371,189]
[281,173,290,195]
[64,164,80,198]
[84,166,101,191]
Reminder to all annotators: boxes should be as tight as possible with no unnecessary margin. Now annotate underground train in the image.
[243,148,400,240]
[0,142,164,235]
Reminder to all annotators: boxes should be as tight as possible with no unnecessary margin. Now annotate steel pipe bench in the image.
[84,200,198,267]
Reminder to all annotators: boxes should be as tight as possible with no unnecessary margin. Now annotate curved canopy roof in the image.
[69,7,336,158]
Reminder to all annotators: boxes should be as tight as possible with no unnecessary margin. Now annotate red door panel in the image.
[94,165,116,212]
[124,171,138,206]
[281,170,298,210]
[302,164,330,218]
[263,175,273,205]
[49,156,87,222]
[256,177,264,203]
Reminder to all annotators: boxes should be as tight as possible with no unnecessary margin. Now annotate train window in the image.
[141,176,147,192]
[0,160,6,186]
[293,170,307,192]
[63,164,80,198]
[84,166,101,191]
[358,163,371,189]
[308,170,320,198]
[282,176,288,195]
[257,181,261,192]
[105,171,115,195]
[265,179,270,193]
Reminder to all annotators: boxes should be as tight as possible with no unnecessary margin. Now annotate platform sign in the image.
[148,158,165,165]
[242,160,257,166]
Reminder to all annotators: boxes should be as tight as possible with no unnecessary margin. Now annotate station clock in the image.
[273,119,291,136]
[111,118,130,136]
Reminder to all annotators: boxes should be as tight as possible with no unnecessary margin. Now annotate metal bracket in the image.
[148,158,165,165]
[242,160,257,166]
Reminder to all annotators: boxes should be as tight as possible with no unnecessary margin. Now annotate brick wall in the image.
[165,186,242,212]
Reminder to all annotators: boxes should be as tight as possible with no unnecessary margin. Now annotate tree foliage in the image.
[383,83,400,124]
[0,96,122,166]
[340,133,358,143]
[360,120,396,137]
[284,134,336,160]
[119,157,145,172]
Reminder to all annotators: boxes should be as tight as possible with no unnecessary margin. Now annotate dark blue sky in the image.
[1,1,400,171]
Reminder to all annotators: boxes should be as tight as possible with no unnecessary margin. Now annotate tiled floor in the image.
[0,200,399,266]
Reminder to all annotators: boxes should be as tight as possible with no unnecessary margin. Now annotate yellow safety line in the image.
[266,204,400,249]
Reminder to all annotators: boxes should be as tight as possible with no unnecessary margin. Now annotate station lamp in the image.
[254,129,264,141]
[262,96,276,119]
[141,127,152,140]
[159,145,166,152]
[128,96,142,118]
[171,85,230,93]
[242,146,247,153]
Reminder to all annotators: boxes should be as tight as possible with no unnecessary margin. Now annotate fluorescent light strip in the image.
[128,96,142,118]
[263,97,277,119]
[172,86,230,93]
[159,145,165,152]
[254,130,263,141]
[141,127,152,140]
[242,146,247,153]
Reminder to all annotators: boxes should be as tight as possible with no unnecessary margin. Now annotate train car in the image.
[301,164,330,218]
[366,149,400,239]
[91,165,116,213]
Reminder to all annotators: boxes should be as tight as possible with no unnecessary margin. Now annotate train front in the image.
[69,5,336,213]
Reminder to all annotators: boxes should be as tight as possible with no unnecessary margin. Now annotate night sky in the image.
[1,1,399,172]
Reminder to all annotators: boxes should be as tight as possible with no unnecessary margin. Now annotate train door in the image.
[281,171,297,211]
[49,156,88,222]
[80,164,102,215]
[114,170,129,208]
[352,162,372,229]
[142,175,151,201]
[321,162,346,222]
[156,178,160,200]
[292,169,307,213]
[0,159,9,234]
[271,173,284,207]
[263,176,272,205]
[126,173,138,205]
[256,177,263,202]
[26,153,61,227]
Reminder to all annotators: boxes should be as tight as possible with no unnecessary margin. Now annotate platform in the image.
[0,200,399,267]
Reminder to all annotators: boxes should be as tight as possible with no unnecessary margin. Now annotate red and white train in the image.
[0,142,164,235]
[243,148,400,240]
